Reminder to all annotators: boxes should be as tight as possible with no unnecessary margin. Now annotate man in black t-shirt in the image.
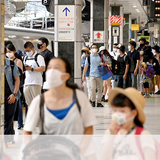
[37,37,54,82]
[128,41,140,89]
[117,45,130,88]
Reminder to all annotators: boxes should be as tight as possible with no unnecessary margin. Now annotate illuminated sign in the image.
[150,0,160,18]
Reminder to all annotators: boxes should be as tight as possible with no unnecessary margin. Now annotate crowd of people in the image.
[3,37,159,159]
[81,38,160,104]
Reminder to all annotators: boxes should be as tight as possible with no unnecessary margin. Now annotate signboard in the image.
[58,5,75,41]
[113,27,119,36]
[109,15,123,25]
[94,31,104,43]
[131,24,139,31]
[138,36,150,42]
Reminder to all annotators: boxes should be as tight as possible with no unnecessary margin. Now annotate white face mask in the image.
[92,48,98,54]
[45,69,68,88]
[112,112,134,125]
[152,49,156,56]
[6,52,14,58]
[113,48,117,52]
[140,51,144,55]
[26,50,33,57]
[128,46,131,51]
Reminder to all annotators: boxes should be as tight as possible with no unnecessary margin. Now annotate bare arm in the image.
[23,131,32,135]
[13,76,20,94]
[123,64,129,80]
[84,126,93,135]
[17,60,23,72]
[25,66,45,72]
[82,65,88,82]
[134,60,140,75]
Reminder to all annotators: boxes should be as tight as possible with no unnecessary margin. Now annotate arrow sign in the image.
[96,32,102,39]
[63,7,70,16]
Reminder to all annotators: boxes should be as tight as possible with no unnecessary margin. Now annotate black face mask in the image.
[37,43,43,49]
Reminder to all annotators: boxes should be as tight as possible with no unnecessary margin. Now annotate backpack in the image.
[39,89,81,135]
[112,55,126,75]
[23,53,40,67]
[135,127,160,160]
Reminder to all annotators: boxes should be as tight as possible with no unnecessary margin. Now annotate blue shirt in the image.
[85,53,107,77]
[5,58,21,99]
[82,57,90,77]
[47,97,76,120]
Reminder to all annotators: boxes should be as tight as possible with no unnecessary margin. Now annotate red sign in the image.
[96,32,102,39]
[109,15,123,25]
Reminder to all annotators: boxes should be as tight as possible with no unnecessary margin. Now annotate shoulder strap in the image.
[73,89,81,113]
[40,94,45,135]
[88,55,90,66]
[135,127,145,160]
[35,54,40,67]
[123,54,127,61]
[10,60,15,84]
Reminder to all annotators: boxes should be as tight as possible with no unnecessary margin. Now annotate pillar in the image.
[90,0,109,48]
[109,6,124,51]
[0,0,5,135]
[159,21,160,46]
[54,0,82,85]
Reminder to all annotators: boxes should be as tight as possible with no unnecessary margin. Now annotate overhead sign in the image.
[131,24,139,31]
[109,15,123,25]
[94,31,104,43]
[58,5,75,41]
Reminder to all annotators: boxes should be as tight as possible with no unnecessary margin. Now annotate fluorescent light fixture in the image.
[133,6,137,8]
[135,9,140,12]
[23,36,30,39]
[8,35,16,38]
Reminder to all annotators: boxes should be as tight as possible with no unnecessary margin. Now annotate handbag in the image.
[98,56,113,80]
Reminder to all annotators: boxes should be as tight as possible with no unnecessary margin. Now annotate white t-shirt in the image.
[102,129,156,160]
[24,52,45,86]
[24,89,97,134]
[110,51,120,61]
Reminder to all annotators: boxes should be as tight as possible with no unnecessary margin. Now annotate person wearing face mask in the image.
[38,37,54,83]
[127,41,140,89]
[23,42,46,107]
[152,45,160,94]
[6,43,24,130]
[81,47,91,99]
[110,43,119,60]
[101,88,156,160]
[82,44,108,107]
[4,47,20,135]
[23,57,97,135]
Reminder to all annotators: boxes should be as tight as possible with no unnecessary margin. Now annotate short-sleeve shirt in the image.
[24,89,97,134]
[24,52,46,86]
[117,54,129,75]
[5,58,20,98]
[39,49,54,82]
[85,53,107,77]
[127,49,140,69]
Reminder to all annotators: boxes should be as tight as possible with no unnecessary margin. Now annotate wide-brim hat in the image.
[99,46,106,52]
[108,87,146,124]
[81,47,89,52]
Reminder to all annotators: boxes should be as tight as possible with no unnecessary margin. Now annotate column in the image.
[90,0,109,48]
[0,0,5,135]
[54,0,82,85]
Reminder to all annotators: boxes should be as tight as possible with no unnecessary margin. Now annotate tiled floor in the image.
[93,95,160,135]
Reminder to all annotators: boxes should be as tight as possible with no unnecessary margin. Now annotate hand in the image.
[99,62,104,66]
[82,76,85,82]
[123,74,127,80]
[8,94,16,104]
[25,65,32,71]
[109,120,119,135]
[134,70,137,75]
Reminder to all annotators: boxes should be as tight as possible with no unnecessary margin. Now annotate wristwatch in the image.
[13,93,17,97]
[31,68,34,72]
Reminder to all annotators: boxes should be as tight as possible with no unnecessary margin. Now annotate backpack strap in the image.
[135,127,145,160]
[10,60,15,85]
[87,55,90,67]
[40,94,45,135]
[35,54,40,67]
[73,89,81,113]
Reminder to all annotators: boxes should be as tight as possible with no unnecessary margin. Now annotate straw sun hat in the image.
[108,87,146,124]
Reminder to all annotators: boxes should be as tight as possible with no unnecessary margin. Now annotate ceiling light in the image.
[23,36,30,39]
[135,9,140,12]
[133,6,137,8]
[8,35,16,38]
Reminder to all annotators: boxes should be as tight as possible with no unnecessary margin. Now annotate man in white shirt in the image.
[23,42,45,106]
[110,43,119,60]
